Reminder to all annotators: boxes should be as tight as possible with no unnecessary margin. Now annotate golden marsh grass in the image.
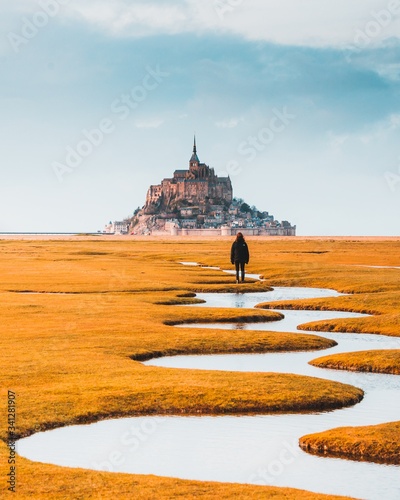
[310,350,400,375]
[1,236,399,498]
[300,421,400,465]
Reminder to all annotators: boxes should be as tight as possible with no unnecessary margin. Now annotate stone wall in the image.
[168,227,296,237]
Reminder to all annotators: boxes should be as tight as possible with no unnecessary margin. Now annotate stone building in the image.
[123,137,296,236]
[144,138,233,214]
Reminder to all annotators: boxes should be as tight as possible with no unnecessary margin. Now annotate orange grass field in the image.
[1,236,400,498]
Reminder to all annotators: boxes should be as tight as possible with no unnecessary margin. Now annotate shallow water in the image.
[18,286,400,500]
[188,286,346,308]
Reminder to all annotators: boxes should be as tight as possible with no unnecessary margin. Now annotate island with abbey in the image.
[105,138,296,236]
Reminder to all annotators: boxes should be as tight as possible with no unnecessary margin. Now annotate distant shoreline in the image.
[0,232,97,236]
[0,233,399,242]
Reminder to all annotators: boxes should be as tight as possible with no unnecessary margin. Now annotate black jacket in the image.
[231,240,249,264]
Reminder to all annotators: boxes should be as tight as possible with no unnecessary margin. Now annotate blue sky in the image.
[1,0,399,235]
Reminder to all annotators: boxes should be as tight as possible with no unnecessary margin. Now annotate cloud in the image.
[135,118,165,129]
[66,0,191,37]
[374,62,400,81]
[215,118,242,128]
[359,113,400,143]
[327,132,350,150]
[3,0,400,51]
[60,0,400,48]
[3,0,400,49]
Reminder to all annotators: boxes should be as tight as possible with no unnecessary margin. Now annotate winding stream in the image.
[18,276,400,499]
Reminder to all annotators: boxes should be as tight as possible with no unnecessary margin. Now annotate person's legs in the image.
[240,262,245,282]
[235,262,240,282]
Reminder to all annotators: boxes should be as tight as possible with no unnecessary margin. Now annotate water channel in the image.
[18,274,400,499]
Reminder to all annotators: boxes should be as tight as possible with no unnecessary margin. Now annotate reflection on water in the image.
[177,309,368,334]
[190,287,346,310]
[17,287,400,500]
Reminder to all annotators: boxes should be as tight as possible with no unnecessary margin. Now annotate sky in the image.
[1,0,399,235]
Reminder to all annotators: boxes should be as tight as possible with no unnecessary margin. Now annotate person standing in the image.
[230,232,250,283]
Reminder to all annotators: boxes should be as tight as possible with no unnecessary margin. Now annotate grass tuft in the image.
[310,349,400,375]
[300,421,400,465]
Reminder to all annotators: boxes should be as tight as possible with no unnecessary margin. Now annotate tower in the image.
[189,136,200,169]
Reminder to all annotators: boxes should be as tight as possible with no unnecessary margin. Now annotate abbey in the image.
[105,138,296,236]
[144,138,233,214]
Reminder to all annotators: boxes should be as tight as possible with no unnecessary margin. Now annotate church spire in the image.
[190,135,200,165]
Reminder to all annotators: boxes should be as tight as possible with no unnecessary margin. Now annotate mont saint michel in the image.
[105,138,296,236]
